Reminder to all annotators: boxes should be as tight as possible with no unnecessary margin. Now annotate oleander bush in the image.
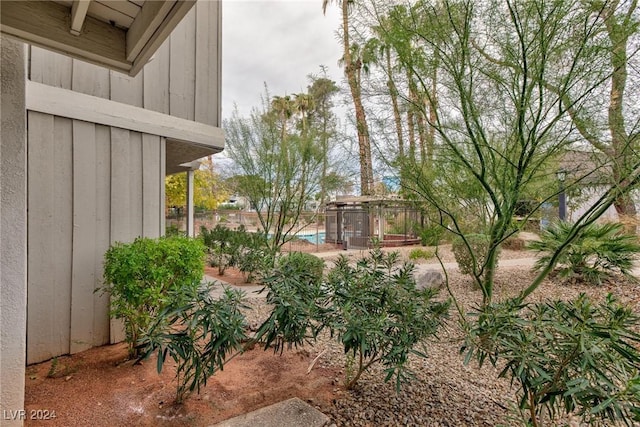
[463,294,640,426]
[323,249,450,389]
[138,283,248,403]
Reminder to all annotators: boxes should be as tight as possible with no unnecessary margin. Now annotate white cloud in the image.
[222,0,344,119]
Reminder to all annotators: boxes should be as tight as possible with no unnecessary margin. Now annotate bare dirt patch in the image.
[24,342,338,427]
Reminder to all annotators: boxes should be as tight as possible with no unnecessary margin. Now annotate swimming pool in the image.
[295,231,326,244]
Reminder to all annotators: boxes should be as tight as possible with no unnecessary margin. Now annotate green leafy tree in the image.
[364,1,640,424]
[223,87,323,255]
[307,71,341,208]
[165,158,228,211]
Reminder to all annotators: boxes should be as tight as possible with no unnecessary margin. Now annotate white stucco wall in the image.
[1,36,27,426]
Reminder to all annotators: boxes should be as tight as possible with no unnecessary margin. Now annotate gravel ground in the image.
[236,247,640,427]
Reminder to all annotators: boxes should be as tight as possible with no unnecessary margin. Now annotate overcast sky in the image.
[221,0,345,120]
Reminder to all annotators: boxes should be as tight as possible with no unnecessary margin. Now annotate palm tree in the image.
[308,74,340,211]
[293,92,315,136]
[323,0,374,195]
[271,95,293,141]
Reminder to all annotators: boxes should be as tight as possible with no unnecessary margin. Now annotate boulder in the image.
[415,269,444,289]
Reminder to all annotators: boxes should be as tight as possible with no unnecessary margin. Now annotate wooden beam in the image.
[26,80,225,150]
[1,1,130,73]
[70,0,91,36]
[129,0,196,76]
[125,0,174,61]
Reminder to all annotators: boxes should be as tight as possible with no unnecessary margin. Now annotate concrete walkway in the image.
[202,253,542,299]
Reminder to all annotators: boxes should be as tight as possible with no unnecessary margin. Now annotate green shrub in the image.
[256,253,326,354]
[256,249,449,390]
[420,225,444,246]
[528,221,640,285]
[409,248,434,261]
[277,252,325,284]
[101,236,205,356]
[324,249,450,389]
[201,225,273,279]
[238,232,272,283]
[463,294,640,426]
[138,283,247,402]
[200,225,239,275]
[452,234,500,278]
[165,224,185,237]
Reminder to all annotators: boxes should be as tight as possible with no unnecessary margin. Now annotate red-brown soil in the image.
[24,341,338,427]
[24,260,340,427]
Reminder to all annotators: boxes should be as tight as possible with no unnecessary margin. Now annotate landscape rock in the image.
[414,269,444,289]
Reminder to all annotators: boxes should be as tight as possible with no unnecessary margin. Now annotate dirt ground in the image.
[24,336,338,427]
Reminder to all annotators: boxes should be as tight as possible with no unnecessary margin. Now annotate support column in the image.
[1,36,27,426]
[185,161,200,237]
[186,169,195,237]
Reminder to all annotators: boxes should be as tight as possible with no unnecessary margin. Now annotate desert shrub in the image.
[452,234,500,278]
[237,231,272,283]
[502,235,526,251]
[463,294,640,426]
[101,236,205,356]
[200,225,240,275]
[201,225,274,279]
[409,247,434,261]
[278,252,325,284]
[256,253,327,353]
[165,224,185,237]
[138,283,247,403]
[528,221,640,285]
[323,249,450,389]
[420,225,444,246]
[256,249,449,390]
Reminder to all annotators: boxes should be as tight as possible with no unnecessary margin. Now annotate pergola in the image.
[325,196,422,249]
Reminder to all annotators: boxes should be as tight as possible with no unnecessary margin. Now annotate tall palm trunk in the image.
[604,1,637,233]
[341,0,373,195]
[386,49,404,159]
[406,70,417,160]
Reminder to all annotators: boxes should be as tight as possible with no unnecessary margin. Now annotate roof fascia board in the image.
[1,1,130,73]
[125,0,175,61]
[129,0,196,76]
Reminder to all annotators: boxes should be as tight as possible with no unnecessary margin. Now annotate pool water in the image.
[296,232,325,244]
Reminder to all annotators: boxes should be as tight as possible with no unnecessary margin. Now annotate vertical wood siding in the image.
[26,118,166,363]
[25,3,220,364]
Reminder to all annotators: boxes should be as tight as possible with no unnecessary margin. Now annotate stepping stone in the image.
[210,397,331,427]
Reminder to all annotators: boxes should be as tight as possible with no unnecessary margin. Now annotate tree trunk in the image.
[427,54,439,164]
[386,49,404,159]
[604,2,637,233]
[342,0,373,195]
